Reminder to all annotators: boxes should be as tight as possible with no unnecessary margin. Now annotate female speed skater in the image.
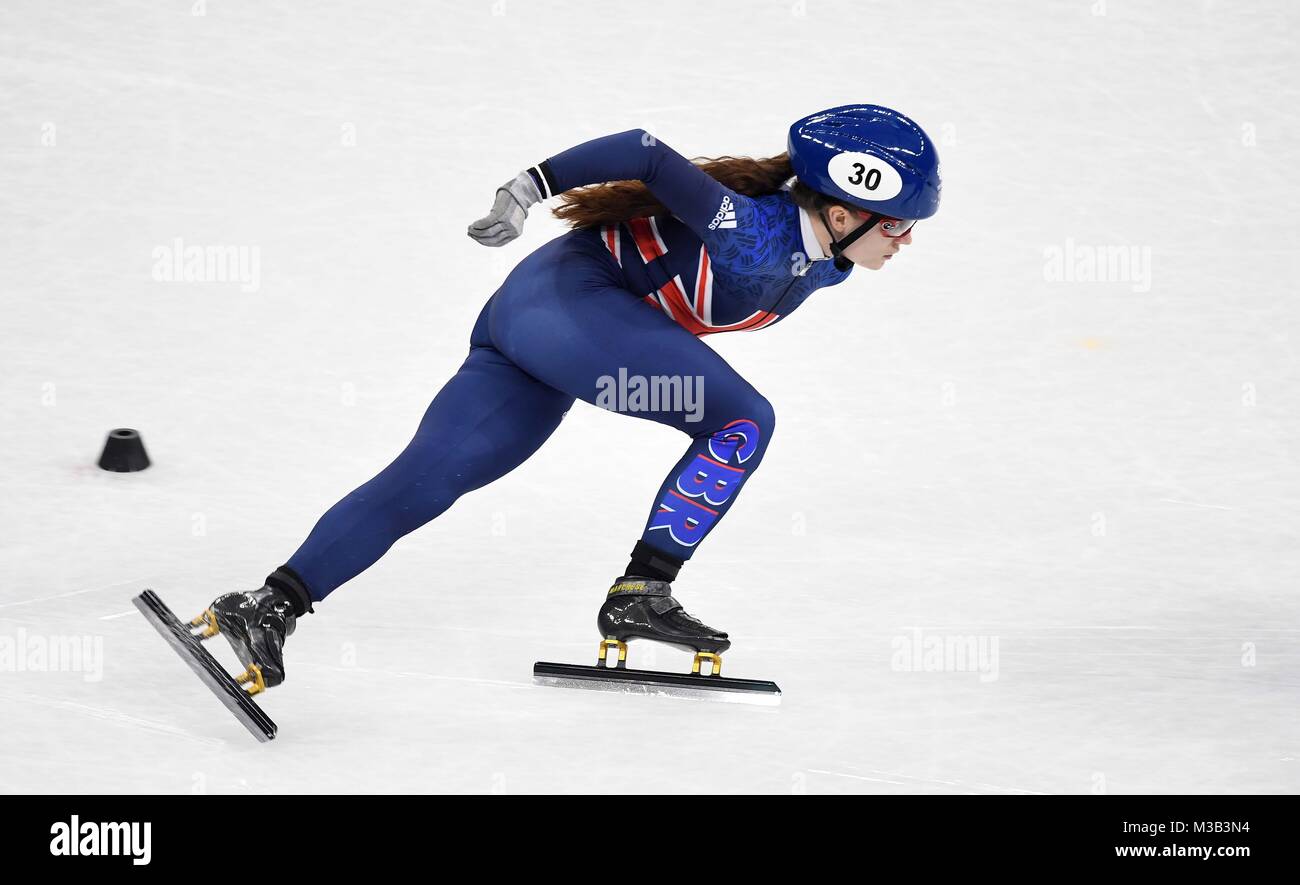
[193,104,942,694]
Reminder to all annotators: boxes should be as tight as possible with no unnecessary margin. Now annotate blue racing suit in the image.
[287,130,852,600]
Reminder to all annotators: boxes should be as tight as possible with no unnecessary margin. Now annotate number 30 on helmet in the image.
[787,104,942,222]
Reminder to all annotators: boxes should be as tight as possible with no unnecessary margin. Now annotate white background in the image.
[1,0,1296,793]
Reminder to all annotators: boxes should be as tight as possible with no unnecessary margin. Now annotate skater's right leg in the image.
[283,328,575,602]
[203,301,574,689]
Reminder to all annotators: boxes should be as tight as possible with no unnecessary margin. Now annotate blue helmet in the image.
[787,104,942,220]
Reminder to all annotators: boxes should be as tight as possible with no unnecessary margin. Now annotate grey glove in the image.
[467,171,544,247]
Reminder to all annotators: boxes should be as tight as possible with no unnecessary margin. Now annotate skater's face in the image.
[822,205,914,270]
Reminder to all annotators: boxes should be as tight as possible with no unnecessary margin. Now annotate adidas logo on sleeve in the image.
[708,195,736,230]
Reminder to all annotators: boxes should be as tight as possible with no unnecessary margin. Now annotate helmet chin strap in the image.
[819,208,881,272]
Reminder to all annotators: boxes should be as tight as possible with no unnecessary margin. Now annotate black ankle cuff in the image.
[608,577,671,597]
[266,565,314,617]
[625,540,684,584]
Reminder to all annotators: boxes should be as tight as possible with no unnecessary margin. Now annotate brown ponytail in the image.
[552,153,799,229]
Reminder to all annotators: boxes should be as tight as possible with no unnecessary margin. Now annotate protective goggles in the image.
[854,210,916,238]
[822,206,918,271]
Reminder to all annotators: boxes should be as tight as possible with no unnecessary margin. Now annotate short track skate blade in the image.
[532,661,781,706]
[132,589,277,742]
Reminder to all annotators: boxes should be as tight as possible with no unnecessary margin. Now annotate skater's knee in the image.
[699,393,774,468]
[743,393,776,443]
[721,391,775,442]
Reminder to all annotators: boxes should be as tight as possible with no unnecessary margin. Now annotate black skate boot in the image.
[596,576,731,676]
[190,568,312,694]
[532,557,778,701]
[132,566,313,740]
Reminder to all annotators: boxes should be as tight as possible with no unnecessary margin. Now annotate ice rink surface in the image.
[1,0,1297,794]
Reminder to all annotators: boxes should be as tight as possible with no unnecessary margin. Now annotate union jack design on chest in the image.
[601,217,780,337]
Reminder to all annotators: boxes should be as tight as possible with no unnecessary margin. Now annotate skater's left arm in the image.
[532,129,744,236]
[468,130,765,261]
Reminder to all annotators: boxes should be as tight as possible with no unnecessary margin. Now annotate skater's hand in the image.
[468,171,543,247]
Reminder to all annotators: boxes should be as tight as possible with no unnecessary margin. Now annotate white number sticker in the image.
[827,152,903,202]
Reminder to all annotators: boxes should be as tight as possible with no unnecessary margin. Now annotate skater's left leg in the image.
[488,276,778,569]
[487,266,777,663]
